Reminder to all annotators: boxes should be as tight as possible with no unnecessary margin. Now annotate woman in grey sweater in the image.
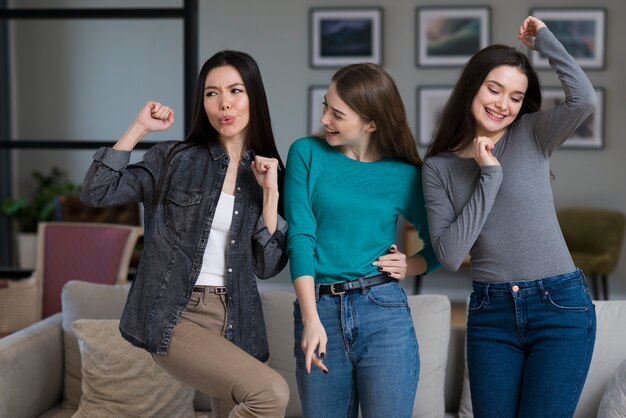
[422,16,597,418]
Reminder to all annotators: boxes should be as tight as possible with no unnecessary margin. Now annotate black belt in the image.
[193,286,227,295]
[319,274,393,296]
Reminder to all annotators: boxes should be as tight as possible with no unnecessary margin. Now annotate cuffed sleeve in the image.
[252,214,288,279]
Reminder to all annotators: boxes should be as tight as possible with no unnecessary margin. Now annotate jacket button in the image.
[228,268,232,273]
[234,211,239,215]
[231,240,236,244]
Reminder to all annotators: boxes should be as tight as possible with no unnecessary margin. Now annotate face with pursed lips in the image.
[204,65,250,143]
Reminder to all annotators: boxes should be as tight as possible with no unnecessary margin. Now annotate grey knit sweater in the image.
[422,27,598,282]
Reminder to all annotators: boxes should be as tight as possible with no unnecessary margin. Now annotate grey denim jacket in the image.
[80,140,288,360]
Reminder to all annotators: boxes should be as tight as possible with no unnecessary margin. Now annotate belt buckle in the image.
[330,282,345,295]
[215,287,227,295]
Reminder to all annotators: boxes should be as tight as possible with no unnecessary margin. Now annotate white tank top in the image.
[195,192,235,286]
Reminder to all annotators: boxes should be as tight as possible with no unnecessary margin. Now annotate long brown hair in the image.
[316,63,423,167]
[425,45,541,159]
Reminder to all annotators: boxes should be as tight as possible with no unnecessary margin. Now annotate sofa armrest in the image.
[0,313,64,418]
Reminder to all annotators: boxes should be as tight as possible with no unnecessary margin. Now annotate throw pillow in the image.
[62,280,130,409]
[71,319,195,418]
[598,359,626,418]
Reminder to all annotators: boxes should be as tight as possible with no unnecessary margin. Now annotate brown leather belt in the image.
[192,286,228,295]
[318,274,393,296]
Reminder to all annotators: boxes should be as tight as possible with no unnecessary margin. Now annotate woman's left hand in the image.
[373,244,407,280]
[251,156,279,190]
[518,16,547,49]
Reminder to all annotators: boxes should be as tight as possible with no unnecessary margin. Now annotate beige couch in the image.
[1,280,625,418]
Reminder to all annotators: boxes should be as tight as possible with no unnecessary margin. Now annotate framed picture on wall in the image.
[540,87,605,149]
[309,7,383,68]
[529,8,606,70]
[416,86,453,146]
[308,86,327,135]
[416,6,490,67]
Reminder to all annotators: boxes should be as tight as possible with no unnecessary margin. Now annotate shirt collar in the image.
[208,140,254,163]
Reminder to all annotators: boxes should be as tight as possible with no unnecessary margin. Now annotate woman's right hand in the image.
[472,136,500,167]
[135,101,175,134]
[114,101,174,151]
[301,317,329,374]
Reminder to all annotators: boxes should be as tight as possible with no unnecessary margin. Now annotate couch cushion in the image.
[71,319,195,418]
[61,280,130,409]
[261,291,451,418]
[409,294,451,418]
[598,359,626,418]
[577,301,626,418]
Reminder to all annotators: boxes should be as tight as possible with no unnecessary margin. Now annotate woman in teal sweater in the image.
[284,63,440,418]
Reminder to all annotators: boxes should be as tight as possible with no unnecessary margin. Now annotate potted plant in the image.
[1,167,80,267]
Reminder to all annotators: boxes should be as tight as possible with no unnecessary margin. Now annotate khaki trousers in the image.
[153,290,289,418]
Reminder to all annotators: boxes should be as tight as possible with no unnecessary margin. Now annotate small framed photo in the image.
[530,8,606,70]
[310,7,383,68]
[416,86,453,147]
[540,87,605,149]
[416,6,490,67]
[308,86,327,135]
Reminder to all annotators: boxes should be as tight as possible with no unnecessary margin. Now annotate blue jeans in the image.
[467,269,596,418]
[293,280,419,418]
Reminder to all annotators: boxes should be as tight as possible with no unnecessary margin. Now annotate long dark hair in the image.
[315,63,423,167]
[425,45,541,159]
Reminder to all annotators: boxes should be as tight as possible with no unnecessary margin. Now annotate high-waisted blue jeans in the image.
[293,280,419,418]
[467,269,596,418]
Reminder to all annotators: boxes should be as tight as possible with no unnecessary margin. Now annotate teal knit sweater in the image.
[284,137,440,284]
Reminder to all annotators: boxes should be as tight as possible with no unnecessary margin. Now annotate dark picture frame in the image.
[529,8,606,70]
[310,7,383,68]
[416,6,490,67]
[540,87,605,149]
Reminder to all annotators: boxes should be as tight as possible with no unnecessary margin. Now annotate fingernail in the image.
[323,370,328,374]
[320,352,325,359]
[372,261,378,266]
[377,267,383,271]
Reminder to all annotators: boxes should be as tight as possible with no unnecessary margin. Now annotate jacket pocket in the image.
[165,188,203,231]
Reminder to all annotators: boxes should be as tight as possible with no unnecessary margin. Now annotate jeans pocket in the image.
[545,285,589,312]
[468,291,487,312]
[185,294,202,312]
[366,282,408,307]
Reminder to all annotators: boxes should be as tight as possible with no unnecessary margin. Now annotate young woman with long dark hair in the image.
[81,50,289,418]
[422,16,597,418]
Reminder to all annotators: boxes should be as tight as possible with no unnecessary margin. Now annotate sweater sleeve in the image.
[422,159,502,272]
[531,26,599,156]
[404,168,441,275]
[284,138,318,281]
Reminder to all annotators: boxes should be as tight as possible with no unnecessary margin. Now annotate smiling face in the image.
[320,81,375,150]
[203,65,250,143]
[471,65,528,140]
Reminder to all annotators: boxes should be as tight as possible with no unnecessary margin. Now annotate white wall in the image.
[7,0,626,299]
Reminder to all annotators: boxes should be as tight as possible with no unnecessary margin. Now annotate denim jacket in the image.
[80,140,288,360]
